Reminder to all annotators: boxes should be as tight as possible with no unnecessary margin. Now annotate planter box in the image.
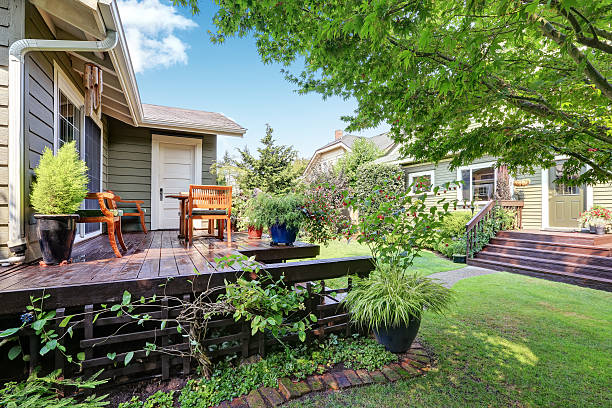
[452,254,466,264]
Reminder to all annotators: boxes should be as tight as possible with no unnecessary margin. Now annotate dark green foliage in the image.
[254,193,306,231]
[199,0,612,185]
[234,124,300,194]
[118,391,174,408]
[0,370,108,408]
[177,335,396,408]
[336,138,383,186]
[353,162,405,217]
[439,211,473,240]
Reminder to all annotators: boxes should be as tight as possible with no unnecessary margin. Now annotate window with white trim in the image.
[57,91,81,151]
[459,165,495,202]
[408,170,435,194]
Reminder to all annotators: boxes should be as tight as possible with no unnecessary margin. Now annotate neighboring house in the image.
[376,144,612,231]
[0,0,246,260]
[302,130,393,180]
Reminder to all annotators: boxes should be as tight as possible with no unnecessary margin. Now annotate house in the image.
[302,129,393,180]
[0,0,246,261]
[377,144,612,230]
[376,143,612,289]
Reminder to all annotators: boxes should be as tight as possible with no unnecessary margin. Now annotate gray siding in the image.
[106,116,217,231]
[23,3,85,259]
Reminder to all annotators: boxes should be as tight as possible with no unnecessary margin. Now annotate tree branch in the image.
[532,14,612,101]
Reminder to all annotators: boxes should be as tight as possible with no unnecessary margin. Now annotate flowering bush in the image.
[343,180,460,268]
[301,183,350,245]
[579,206,612,227]
[353,162,405,217]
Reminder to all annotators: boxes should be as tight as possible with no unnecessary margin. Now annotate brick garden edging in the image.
[212,341,432,407]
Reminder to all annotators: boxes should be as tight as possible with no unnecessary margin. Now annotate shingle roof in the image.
[314,132,393,153]
[141,104,246,135]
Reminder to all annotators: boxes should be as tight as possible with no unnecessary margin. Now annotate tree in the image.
[178,0,612,185]
[335,138,382,186]
[234,124,299,194]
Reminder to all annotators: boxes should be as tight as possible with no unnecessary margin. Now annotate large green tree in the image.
[336,138,382,186]
[177,0,612,185]
[233,124,299,194]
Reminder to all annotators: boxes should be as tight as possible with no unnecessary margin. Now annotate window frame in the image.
[408,170,435,195]
[456,161,497,204]
[53,63,104,241]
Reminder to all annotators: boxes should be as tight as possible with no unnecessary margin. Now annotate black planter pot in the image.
[35,214,79,265]
[374,316,421,353]
[452,254,467,264]
[269,223,298,245]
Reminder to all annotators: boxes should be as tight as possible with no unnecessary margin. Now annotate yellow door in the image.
[548,162,584,228]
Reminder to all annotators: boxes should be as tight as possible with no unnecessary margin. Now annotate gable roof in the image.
[32,0,246,137]
[303,132,394,177]
[142,104,245,135]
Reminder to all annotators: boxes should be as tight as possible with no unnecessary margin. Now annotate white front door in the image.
[151,135,202,230]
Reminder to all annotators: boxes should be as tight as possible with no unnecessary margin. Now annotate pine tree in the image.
[235,124,298,194]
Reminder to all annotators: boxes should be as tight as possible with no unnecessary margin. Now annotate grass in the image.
[311,239,462,289]
[287,273,612,407]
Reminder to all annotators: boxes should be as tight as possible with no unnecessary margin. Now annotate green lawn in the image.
[288,273,612,407]
[311,239,462,289]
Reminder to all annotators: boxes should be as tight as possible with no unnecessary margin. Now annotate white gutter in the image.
[7,31,118,255]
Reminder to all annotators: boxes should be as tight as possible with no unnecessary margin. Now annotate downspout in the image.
[6,31,118,260]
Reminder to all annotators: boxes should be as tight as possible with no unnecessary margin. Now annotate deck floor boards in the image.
[0,231,319,293]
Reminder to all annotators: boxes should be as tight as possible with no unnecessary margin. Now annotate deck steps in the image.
[469,230,612,291]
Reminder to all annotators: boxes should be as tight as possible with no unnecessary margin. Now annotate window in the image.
[408,170,434,194]
[57,91,81,151]
[459,164,495,202]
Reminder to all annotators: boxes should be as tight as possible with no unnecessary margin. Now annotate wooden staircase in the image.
[468,230,612,291]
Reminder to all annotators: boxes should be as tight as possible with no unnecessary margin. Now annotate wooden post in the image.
[241,321,250,358]
[55,308,66,373]
[84,304,94,369]
[181,294,191,375]
[161,297,169,380]
[28,334,39,375]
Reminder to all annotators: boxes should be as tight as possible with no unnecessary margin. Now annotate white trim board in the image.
[407,169,435,194]
[541,166,593,230]
[151,134,203,230]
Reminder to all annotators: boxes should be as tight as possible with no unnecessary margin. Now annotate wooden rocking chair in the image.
[76,192,126,258]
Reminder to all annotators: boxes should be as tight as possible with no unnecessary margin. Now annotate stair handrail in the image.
[465,200,495,260]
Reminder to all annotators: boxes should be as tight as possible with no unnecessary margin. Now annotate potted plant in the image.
[258,194,305,245]
[579,206,612,235]
[30,141,88,265]
[341,180,460,352]
[241,194,267,239]
[343,261,453,353]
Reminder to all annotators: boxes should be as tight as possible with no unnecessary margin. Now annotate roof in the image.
[32,0,246,137]
[142,104,246,135]
[303,132,395,176]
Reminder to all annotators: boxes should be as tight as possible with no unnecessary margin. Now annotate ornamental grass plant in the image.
[343,261,454,331]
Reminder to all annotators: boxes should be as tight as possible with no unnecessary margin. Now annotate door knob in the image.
[160,187,164,201]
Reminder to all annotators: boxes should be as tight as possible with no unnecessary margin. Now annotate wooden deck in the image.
[0,231,372,314]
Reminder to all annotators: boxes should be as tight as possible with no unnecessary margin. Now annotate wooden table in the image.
[165,193,188,238]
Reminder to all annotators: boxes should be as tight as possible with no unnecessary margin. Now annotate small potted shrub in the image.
[579,206,612,235]
[258,194,305,245]
[241,194,267,239]
[30,141,88,265]
[344,261,453,353]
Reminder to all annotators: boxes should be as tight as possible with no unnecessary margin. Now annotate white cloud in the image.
[117,0,197,73]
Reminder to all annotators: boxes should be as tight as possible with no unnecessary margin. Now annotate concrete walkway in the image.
[429,265,499,288]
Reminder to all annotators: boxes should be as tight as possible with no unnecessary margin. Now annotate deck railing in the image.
[465,200,524,259]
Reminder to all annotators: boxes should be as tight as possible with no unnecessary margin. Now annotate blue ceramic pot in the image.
[373,316,421,353]
[269,224,298,245]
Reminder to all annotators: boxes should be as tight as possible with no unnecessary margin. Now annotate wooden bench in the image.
[77,192,126,258]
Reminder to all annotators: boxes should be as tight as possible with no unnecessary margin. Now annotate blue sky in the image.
[118,0,389,160]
